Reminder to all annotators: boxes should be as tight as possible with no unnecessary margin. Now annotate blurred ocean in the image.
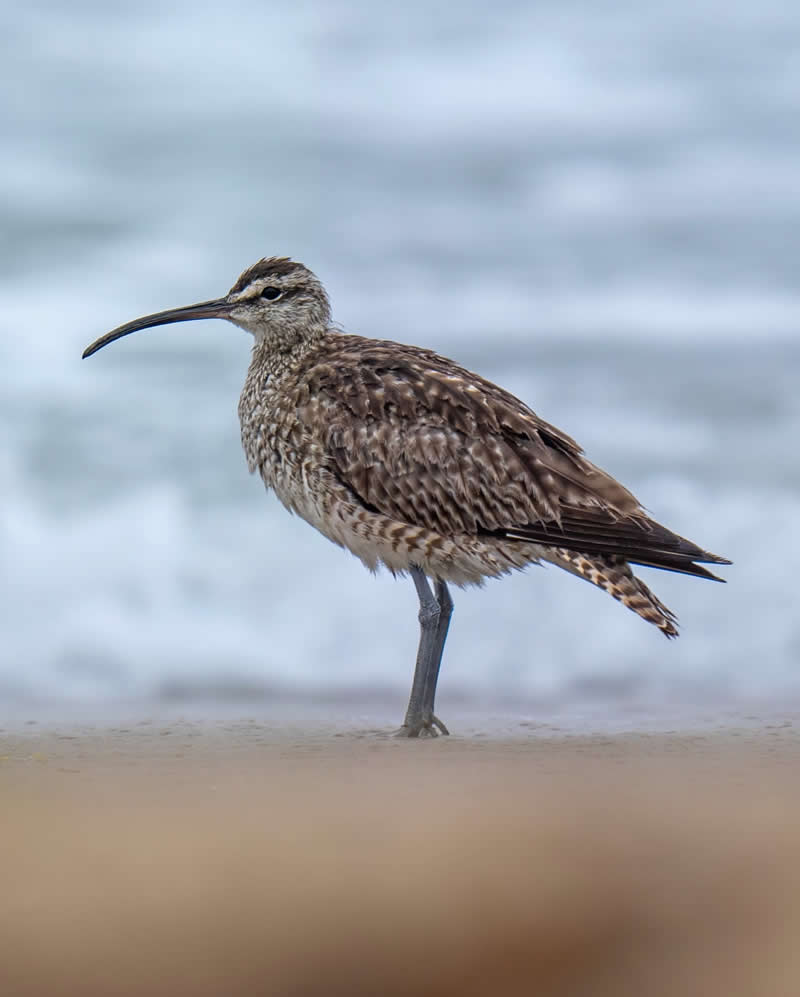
[2,0,799,710]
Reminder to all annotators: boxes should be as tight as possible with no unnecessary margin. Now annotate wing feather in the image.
[299,336,729,577]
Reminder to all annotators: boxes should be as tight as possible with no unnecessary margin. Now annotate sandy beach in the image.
[2,701,799,995]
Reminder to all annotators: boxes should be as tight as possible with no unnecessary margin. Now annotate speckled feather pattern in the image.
[80,254,731,734]
[237,268,728,637]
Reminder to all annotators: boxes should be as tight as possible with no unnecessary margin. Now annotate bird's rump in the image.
[300,337,728,580]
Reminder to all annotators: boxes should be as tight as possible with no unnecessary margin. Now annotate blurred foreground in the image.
[2,714,799,995]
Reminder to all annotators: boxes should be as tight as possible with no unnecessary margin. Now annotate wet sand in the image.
[3,703,800,995]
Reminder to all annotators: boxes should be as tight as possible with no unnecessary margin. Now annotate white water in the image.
[2,0,798,709]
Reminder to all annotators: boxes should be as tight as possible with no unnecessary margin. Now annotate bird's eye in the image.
[260,286,282,300]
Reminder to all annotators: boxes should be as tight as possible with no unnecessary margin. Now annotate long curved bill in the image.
[82,298,233,358]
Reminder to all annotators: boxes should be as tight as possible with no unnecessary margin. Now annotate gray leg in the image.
[421,579,453,728]
[396,567,452,738]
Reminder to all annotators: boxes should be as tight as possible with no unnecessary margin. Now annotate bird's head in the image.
[82,257,330,359]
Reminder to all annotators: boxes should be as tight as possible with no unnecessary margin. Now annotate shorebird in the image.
[83,257,730,736]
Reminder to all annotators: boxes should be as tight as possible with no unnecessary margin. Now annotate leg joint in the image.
[418,602,440,627]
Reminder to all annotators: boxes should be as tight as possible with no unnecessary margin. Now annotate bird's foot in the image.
[393,714,450,738]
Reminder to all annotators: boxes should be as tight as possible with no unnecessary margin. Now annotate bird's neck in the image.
[250,323,329,379]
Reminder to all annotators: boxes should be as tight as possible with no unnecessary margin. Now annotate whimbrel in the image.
[83,257,730,736]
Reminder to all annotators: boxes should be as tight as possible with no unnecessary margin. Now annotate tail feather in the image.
[500,509,731,582]
[545,548,680,638]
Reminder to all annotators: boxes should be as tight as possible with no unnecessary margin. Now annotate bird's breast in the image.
[237,368,322,507]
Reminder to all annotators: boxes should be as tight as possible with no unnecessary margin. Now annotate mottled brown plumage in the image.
[83,256,731,734]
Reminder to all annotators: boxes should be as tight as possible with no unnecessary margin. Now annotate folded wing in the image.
[300,337,730,580]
